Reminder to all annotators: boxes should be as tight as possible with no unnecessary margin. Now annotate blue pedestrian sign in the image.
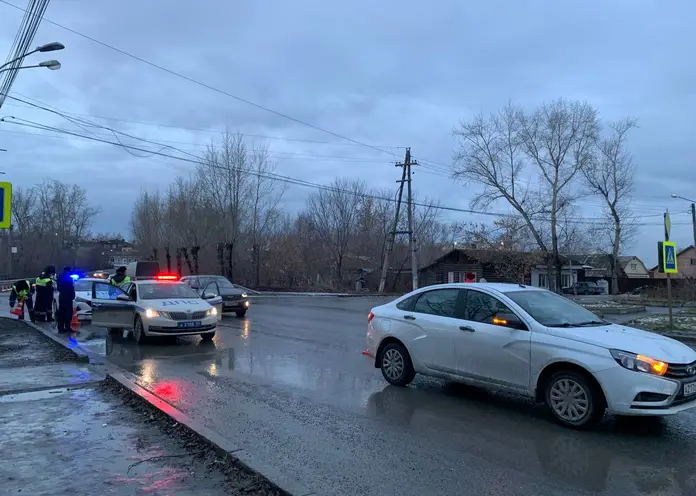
[0,182,11,229]
[662,241,678,274]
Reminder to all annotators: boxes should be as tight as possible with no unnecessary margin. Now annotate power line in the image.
[2,98,408,148]
[0,0,399,157]
[0,116,687,228]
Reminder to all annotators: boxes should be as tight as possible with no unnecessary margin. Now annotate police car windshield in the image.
[139,283,199,300]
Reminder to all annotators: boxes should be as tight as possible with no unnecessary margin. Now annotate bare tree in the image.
[583,117,638,293]
[304,178,366,285]
[247,144,286,287]
[196,132,254,279]
[453,103,550,260]
[519,99,599,290]
[453,99,600,292]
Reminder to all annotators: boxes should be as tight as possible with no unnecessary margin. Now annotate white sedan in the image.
[366,282,696,428]
[89,277,222,343]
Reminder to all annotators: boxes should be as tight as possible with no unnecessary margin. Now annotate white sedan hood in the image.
[548,324,696,363]
[146,298,211,312]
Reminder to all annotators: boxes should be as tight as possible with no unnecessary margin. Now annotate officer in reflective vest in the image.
[110,266,131,287]
[9,279,35,322]
[34,266,56,322]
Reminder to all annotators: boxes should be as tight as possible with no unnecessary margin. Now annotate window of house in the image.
[691,259,696,266]
[447,271,477,283]
[631,263,637,270]
[413,289,460,317]
[538,273,548,288]
[561,274,571,288]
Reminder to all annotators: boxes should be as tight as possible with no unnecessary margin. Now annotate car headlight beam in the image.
[207,307,218,317]
[144,308,159,319]
[610,349,668,376]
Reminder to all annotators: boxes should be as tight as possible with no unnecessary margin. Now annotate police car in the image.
[89,274,223,343]
[52,276,101,322]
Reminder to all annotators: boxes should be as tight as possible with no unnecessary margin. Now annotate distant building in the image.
[578,254,649,279]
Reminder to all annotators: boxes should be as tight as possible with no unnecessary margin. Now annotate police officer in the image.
[34,266,56,322]
[56,266,76,333]
[9,279,35,322]
[110,266,130,287]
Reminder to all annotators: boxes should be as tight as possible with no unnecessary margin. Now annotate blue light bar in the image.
[69,274,80,280]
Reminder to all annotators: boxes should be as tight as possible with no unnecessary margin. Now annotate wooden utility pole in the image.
[378,148,418,293]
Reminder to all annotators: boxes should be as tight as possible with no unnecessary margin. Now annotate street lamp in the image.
[0,60,61,75]
[0,41,64,72]
[670,194,696,249]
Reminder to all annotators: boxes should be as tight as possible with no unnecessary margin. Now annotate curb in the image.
[106,372,316,496]
[589,306,646,317]
[0,317,89,363]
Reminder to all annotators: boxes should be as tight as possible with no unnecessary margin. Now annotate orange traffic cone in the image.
[70,307,80,328]
[10,298,24,317]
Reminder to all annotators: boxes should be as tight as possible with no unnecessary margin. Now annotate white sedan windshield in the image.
[139,283,200,300]
[505,290,604,327]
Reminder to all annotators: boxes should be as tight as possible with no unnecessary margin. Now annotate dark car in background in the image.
[180,275,250,317]
[562,281,604,295]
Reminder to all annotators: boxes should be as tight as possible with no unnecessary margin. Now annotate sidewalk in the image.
[0,318,271,496]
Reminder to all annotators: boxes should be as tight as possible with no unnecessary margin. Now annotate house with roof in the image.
[577,254,649,279]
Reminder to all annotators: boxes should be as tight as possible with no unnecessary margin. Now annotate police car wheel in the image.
[133,316,146,344]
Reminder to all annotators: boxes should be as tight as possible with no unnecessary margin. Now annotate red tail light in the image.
[156,274,178,281]
[368,311,375,323]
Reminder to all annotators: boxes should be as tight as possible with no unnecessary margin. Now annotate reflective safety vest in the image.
[12,280,31,299]
[35,276,52,287]
[110,276,131,287]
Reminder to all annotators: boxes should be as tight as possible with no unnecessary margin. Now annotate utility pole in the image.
[378,148,418,293]
[691,203,696,250]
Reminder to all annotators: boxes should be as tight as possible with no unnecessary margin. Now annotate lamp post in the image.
[670,194,696,249]
[0,59,61,75]
[0,42,64,72]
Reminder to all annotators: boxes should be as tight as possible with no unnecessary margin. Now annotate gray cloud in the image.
[1,0,695,266]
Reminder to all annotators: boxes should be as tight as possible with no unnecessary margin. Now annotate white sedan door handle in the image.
[459,325,475,332]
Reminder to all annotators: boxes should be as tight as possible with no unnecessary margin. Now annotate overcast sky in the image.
[1,0,695,266]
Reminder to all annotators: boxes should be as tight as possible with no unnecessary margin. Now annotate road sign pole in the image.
[667,273,674,330]
[664,211,674,330]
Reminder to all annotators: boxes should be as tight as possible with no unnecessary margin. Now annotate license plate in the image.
[684,382,696,397]
[177,321,201,328]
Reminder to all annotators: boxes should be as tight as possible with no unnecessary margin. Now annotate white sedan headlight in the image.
[241,293,248,298]
[610,349,668,376]
[144,308,160,319]
[206,307,218,317]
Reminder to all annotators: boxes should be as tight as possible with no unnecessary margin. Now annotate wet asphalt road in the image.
[4,293,696,494]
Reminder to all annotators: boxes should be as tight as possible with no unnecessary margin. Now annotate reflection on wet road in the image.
[88,297,696,494]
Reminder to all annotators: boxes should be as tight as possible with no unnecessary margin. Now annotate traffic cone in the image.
[70,307,80,328]
[10,298,24,317]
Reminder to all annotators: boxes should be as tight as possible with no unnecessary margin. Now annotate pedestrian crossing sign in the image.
[0,182,11,229]
[662,241,678,274]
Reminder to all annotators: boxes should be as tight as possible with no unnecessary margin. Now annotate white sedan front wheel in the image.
[545,371,604,428]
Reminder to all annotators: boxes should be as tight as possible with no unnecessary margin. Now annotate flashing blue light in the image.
[69,274,80,280]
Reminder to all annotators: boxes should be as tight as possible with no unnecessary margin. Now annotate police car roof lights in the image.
[155,274,179,281]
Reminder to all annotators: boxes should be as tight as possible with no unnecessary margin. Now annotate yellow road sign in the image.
[0,182,11,229]
[662,241,678,274]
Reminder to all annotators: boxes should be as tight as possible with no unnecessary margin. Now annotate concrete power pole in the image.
[378,148,418,293]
